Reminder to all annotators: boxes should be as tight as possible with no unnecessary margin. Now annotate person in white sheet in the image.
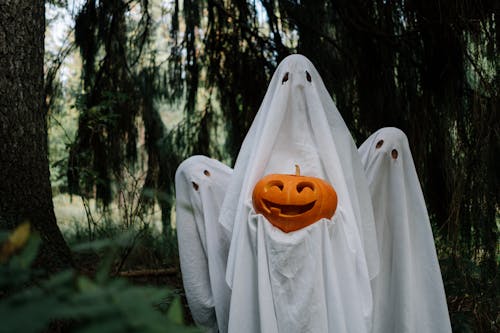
[218,54,380,333]
[175,155,233,333]
[358,127,452,333]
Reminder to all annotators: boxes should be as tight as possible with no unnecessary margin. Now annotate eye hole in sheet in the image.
[282,72,289,84]
[391,149,398,159]
[192,181,199,191]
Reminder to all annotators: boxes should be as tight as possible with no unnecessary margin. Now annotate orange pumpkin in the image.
[252,165,338,233]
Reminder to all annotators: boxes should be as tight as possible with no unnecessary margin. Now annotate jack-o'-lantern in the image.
[252,165,338,232]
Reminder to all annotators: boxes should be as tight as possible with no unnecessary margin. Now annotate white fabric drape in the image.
[219,54,379,333]
[358,127,452,333]
[175,155,233,333]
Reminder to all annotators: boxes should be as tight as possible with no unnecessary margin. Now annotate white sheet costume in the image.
[175,155,233,332]
[217,54,379,333]
[358,127,452,333]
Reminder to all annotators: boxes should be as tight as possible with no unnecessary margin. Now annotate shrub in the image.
[0,224,199,333]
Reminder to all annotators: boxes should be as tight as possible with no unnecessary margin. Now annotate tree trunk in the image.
[0,0,73,271]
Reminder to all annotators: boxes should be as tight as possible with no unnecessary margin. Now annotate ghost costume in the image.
[219,54,379,333]
[175,156,233,333]
[358,127,452,333]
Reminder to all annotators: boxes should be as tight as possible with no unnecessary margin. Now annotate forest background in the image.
[0,0,498,332]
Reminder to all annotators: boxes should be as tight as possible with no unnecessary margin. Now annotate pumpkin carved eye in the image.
[306,71,312,82]
[267,180,284,191]
[297,182,314,193]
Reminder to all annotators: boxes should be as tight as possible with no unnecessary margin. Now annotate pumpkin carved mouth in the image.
[262,199,316,216]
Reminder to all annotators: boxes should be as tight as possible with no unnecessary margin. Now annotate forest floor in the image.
[53,193,195,325]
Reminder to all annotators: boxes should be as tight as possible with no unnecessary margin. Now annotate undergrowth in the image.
[2,221,496,332]
[0,224,198,333]
[437,246,498,333]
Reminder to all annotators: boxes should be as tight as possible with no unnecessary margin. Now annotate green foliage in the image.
[0,233,42,289]
[63,219,179,272]
[437,245,499,333]
[0,231,199,333]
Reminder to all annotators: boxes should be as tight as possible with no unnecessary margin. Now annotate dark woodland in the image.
[0,0,498,332]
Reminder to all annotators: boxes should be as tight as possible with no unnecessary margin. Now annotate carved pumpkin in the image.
[252,165,338,232]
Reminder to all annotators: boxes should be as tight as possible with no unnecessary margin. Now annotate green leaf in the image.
[0,294,60,333]
[75,319,128,333]
[43,269,74,287]
[166,296,185,325]
[8,234,41,269]
[77,276,98,292]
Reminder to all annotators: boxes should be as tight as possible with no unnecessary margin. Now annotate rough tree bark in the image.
[0,0,73,270]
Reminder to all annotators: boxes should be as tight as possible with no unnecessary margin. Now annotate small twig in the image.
[118,268,178,277]
[113,228,144,275]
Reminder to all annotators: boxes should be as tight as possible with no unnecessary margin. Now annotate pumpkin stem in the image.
[295,164,300,176]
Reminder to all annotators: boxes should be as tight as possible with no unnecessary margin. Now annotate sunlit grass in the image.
[52,193,163,237]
